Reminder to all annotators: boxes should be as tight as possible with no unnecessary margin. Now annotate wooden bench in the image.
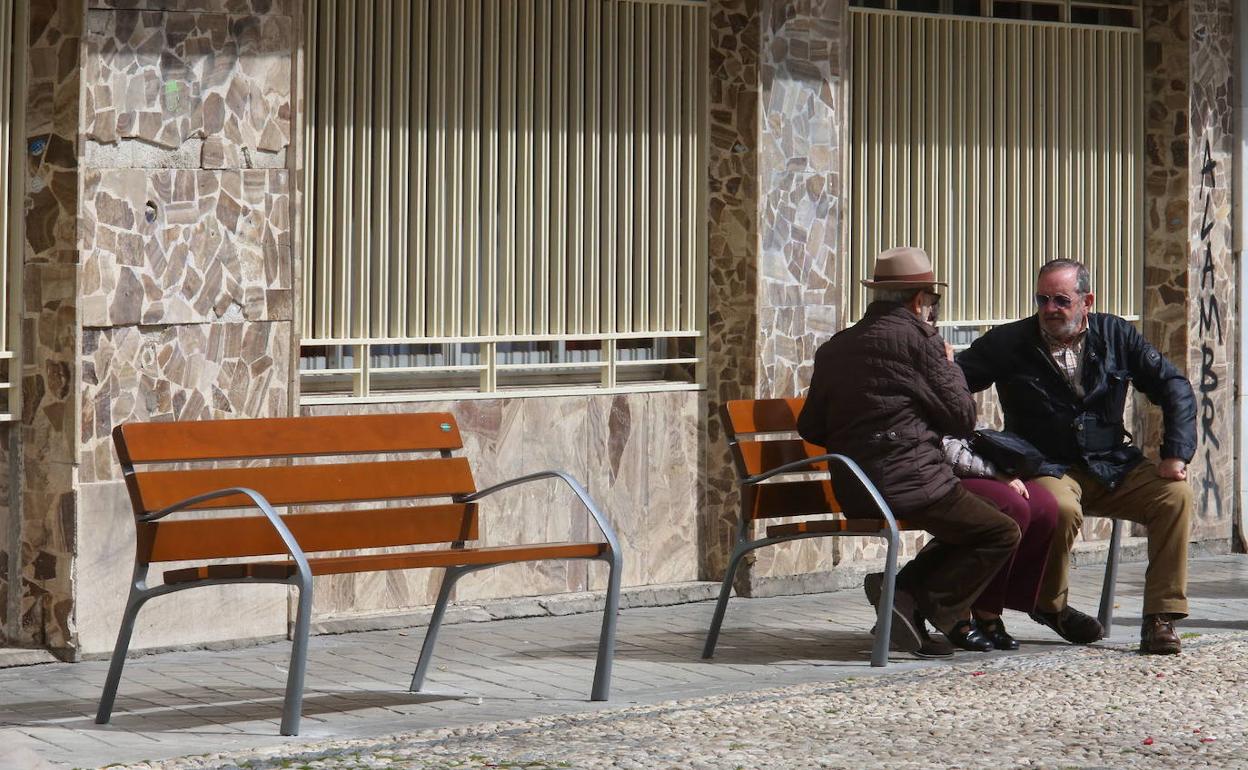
[94,412,622,735]
[702,397,919,666]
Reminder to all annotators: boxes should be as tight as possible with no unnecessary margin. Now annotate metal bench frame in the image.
[702,399,907,667]
[94,417,622,736]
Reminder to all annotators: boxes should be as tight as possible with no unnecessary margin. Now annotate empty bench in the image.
[95,412,622,735]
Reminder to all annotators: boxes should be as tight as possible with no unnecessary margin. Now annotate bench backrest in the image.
[114,413,479,565]
[722,397,842,519]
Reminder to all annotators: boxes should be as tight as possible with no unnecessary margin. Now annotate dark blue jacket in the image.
[956,313,1197,489]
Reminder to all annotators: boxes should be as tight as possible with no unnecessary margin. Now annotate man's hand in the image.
[1007,478,1029,499]
[1158,458,1187,481]
[944,341,955,362]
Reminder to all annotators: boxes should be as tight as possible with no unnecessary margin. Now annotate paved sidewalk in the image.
[1,554,1246,769]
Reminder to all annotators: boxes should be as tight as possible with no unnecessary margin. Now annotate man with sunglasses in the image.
[799,246,1021,657]
[956,258,1196,654]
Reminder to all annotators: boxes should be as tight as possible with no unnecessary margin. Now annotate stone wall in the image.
[1187,0,1235,541]
[11,0,84,653]
[73,0,297,656]
[704,0,762,582]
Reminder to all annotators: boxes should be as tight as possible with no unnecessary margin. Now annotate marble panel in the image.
[83,9,292,168]
[80,169,291,326]
[75,480,288,655]
[79,322,291,483]
[587,391,701,591]
[90,1,294,14]
[454,397,591,601]
[299,393,698,617]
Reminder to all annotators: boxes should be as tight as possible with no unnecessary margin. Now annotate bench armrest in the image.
[138,487,313,590]
[458,471,622,558]
[746,453,901,535]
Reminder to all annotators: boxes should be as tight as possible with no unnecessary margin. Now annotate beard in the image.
[1043,310,1084,340]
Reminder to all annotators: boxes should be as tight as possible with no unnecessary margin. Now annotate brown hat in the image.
[860,246,948,289]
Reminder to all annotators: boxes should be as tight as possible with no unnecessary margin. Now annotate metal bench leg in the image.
[1097,518,1123,637]
[590,551,622,701]
[95,587,151,725]
[410,566,471,692]
[871,529,901,668]
[701,539,752,659]
[280,574,314,736]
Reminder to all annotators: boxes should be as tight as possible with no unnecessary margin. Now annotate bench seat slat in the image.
[144,504,479,562]
[133,458,476,512]
[746,479,841,519]
[116,413,464,463]
[736,439,829,476]
[162,542,610,584]
[766,519,915,538]
[724,398,804,435]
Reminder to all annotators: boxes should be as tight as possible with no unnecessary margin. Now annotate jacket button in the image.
[1075,423,1084,431]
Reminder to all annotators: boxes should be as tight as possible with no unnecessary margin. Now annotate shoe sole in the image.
[864,573,941,655]
[1139,644,1181,655]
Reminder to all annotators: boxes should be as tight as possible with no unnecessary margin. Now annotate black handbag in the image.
[970,429,1050,479]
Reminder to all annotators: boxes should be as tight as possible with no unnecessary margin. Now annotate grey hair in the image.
[871,287,925,304]
[1038,259,1091,294]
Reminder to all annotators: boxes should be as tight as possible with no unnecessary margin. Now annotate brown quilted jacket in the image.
[797,302,976,515]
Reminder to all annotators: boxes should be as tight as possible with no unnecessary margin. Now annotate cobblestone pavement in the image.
[2,552,1247,769]
[119,632,1248,770]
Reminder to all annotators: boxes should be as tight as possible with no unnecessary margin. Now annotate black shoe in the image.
[977,618,1020,651]
[943,619,994,652]
[1029,605,1104,644]
[864,573,954,658]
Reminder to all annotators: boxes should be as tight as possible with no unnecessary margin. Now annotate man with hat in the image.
[798,246,1021,656]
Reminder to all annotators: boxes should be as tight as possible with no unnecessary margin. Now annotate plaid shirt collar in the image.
[1038,316,1088,395]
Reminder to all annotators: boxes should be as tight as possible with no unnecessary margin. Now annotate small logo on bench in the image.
[440,423,452,432]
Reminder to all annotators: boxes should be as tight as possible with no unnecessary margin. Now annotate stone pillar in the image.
[73,0,297,655]
[9,0,84,654]
[705,0,846,588]
[1187,0,1235,540]
[1137,0,1235,545]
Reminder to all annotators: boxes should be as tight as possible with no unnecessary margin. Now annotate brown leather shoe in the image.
[1140,614,1181,655]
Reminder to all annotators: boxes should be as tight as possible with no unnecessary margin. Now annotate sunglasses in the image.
[923,290,942,306]
[1034,293,1076,309]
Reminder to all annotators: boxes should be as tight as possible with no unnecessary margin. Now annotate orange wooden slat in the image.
[735,439,830,477]
[162,542,609,584]
[115,413,464,464]
[723,397,806,436]
[132,458,477,513]
[766,518,915,538]
[745,479,841,520]
[142,503,480,563]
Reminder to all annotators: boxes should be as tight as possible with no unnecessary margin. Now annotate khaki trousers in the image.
[1032,460,1192,618]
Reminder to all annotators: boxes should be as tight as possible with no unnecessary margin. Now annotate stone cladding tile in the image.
[13,2,83,652]
[749,0,846,581]
[80,168,291,326]
[79,322,291,484]
[705,0,763,580]
[1186,0,1234,539]
[83,9,291,168]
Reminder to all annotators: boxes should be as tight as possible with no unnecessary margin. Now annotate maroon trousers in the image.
[960,478,1059,615]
